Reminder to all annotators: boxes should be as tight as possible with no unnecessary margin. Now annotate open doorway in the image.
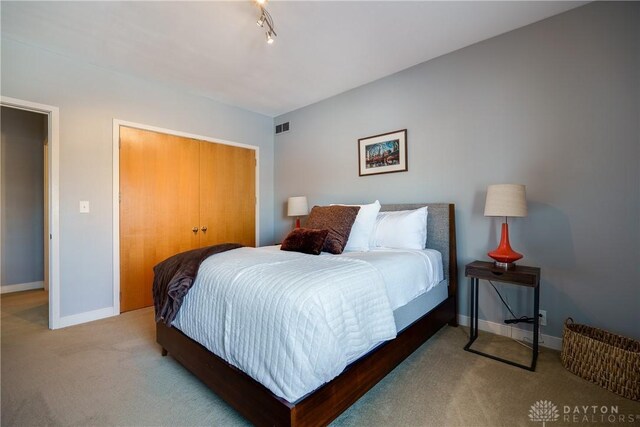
[1,107,48,326]
[1,97,59,329]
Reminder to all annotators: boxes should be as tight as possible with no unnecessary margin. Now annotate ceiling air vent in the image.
[275,122,290,134]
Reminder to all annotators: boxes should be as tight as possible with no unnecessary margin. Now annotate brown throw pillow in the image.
[304,205,361,254]
[281,228,329,255]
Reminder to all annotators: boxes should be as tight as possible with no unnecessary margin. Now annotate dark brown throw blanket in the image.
[152,243,243,325]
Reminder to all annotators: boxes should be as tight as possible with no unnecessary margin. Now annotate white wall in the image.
[1,107,46,288]
[1,37,275,319]
[274,2,640,339]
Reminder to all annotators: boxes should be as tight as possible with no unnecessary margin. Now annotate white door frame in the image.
[112,119,260,315]
[1,96,61,329]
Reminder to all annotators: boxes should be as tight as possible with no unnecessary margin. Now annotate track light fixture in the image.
[255,5,276,44]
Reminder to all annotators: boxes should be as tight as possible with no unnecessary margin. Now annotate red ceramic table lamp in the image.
[484,184,528,269]
[287,196,308,229]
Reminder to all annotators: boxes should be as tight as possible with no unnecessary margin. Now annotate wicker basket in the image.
[561,318,640,401]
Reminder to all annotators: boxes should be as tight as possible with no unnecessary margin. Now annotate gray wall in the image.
[274,2,640,339]
[1,107,46,287]
[1,37,275,318]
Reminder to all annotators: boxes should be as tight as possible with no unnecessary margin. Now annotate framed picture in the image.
[358,129,407,176]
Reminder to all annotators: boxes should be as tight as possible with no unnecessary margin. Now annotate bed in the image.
[156,203,458,426]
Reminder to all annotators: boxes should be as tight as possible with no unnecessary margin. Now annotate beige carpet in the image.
[2,290,639,426]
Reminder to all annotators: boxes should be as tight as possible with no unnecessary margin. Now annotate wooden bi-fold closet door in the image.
[119,126,256,313]
[199,142,256,248]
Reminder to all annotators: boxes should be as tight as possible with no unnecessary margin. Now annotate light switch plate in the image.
[79,201,90,213]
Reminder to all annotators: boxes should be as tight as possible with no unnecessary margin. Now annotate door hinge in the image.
[118,192,121,203]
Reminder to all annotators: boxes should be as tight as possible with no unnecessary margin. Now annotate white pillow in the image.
[330,200,381,252]
[371,206,428,250]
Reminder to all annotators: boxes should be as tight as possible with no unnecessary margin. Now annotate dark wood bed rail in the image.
[156,203,458,426]
[157,296,455,427]
[448,204,458,326]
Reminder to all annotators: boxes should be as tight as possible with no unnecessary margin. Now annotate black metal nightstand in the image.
[464,261,541,371]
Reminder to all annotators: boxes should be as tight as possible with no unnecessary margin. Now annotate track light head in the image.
[256,6,276,44]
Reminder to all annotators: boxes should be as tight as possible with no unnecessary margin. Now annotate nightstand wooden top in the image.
[465,260,540,287]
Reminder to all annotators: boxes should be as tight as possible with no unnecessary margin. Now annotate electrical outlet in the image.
[539,310,547,326]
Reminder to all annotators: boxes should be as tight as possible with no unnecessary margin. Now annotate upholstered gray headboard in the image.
[380,204,457,292]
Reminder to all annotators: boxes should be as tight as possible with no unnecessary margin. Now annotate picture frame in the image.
[358,129,407,176]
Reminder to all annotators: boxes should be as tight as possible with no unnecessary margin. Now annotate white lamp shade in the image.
[484,184,527,217]
[287,196,309,217]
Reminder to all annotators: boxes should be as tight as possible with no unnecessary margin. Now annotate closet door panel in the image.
[119,127,200,312]
[199,142,256,247]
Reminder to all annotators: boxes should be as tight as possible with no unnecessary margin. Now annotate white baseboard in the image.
[1,281,44,294]
[458,314,562,351]
[58,306,115,329]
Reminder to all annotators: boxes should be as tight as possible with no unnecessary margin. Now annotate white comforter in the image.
[172,247,397,402]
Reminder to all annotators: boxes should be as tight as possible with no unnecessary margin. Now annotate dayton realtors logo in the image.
[529,400,560,426]
[529,401,640,425]
[562,405,639,424]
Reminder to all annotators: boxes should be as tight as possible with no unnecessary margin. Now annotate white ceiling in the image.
[1,1,585,117]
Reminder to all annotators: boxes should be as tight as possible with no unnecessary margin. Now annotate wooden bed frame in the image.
[157,203,458,427]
